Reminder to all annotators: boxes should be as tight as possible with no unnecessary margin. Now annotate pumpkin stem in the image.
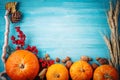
[80,68,85,72]
[19,64,24,69]
[55,74,60,78]
[104,73,112,80]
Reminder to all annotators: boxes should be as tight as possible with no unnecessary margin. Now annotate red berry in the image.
[26,45,31,50]
[51,60,55,64]
[44,61,47,64]
[12,41,16,44]
[17,40,21,44]
[11,36,15,40]
[21,35,26,41]
[42,63,47,68]
[20,41,25,46]
[42,63,45,67]
[12,26,39,57]
[15,40,20,45]
[31,46,36,51]
[15,27,20,32]
[15,26,20,29]
[39,59,43,62]
[47,64,50,67]
[34,49,38,54]
[16,46,20,50]
[18,34,22,38]
[19,31,23,35]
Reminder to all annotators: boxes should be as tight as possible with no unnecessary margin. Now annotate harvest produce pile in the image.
[4,26,120,80]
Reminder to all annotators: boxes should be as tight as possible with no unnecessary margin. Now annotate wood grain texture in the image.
[0,0,111,72]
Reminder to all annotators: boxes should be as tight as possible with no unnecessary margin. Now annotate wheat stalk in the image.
[104,0,120,71]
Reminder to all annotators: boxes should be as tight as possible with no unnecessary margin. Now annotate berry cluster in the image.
[11,27,55,70]
[11,27,38,55]
[11,27,26,50]
[26,45,38,55]
[39,58,54,69]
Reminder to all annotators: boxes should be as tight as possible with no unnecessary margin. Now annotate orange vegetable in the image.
[93,65,119,80]
[70,60,93,80]
[5,50,40,80]
[46,64,69,80]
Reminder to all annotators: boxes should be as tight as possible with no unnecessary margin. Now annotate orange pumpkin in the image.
[93,65,119,80]
[46,64,69,80]
[70,60,93,80]
[5,50,40,80]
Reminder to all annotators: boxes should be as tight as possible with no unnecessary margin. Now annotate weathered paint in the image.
[0,0,112,72]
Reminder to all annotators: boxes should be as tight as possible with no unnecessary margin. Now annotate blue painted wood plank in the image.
[0,0,113,73]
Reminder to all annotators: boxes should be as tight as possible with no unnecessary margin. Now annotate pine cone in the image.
[11,11,22,23]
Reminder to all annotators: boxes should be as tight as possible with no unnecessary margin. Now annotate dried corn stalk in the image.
[104,0,120,71]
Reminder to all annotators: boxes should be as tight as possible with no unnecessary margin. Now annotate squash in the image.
[5,50,40,80]
[93,65,119,80]
[46,64,69,80]
[70,60,93,80]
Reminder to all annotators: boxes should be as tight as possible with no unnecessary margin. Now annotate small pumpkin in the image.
[46,64,69,80]
[93,65,119,80]
[70,60,93,80]
[5,50,40,80]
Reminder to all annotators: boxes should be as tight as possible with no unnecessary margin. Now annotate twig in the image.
[0,71,6,80]
[0,10,10,79]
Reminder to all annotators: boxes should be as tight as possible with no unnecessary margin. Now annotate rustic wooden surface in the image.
[0,0,111,72]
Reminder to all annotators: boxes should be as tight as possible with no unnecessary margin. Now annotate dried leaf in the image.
[39,68,47,79]
[5,2,17,13]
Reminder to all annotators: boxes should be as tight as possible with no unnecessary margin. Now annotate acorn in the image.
[91,63,99,70]
[62,59,66,63]
[96,57,109,65]
[65,60,73,69]
[46,57,50,60]
[55,57,60,62]
[80,56,90,62]
[96,57,101,61]
[45,54,49,59]
[65,56,71,61]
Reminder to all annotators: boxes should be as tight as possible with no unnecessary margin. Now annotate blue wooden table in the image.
[0,0,111,73]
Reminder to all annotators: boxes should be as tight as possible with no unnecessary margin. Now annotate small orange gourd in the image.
[93,65,119,80]
[5,50,40,80]
[46,64,69,80]
[70,60,93,80]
